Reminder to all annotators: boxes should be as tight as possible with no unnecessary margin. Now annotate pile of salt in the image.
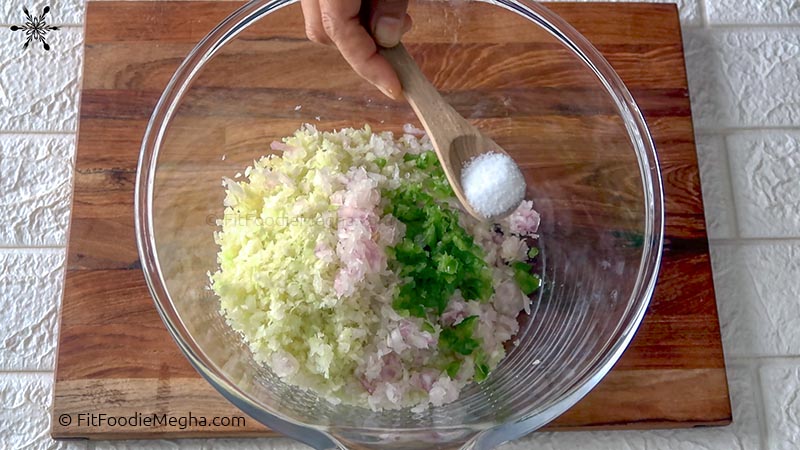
[460,152,526,219]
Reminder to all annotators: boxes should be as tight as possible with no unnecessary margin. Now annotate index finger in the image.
[300,0,331,44]
[319,0,402,99]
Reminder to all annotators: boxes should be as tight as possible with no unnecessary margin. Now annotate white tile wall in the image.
[0,135,75,246]
[684,28,800,130]
[0,249,66,371]
[0,27,83,132]
[0,0,798,449]
[0,0,85,26]
[707,0,800,25]
[727,131,800,238]
[712,242,800,357]
[760,363,800,449]
[0,373,86,450]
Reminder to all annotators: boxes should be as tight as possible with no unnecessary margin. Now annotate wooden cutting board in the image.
[52,1,731,440]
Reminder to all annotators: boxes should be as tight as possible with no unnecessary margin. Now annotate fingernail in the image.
[401,15,413,34]
[377,83,397,100]
[374,16,403,48]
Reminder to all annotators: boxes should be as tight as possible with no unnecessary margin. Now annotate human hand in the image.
[301,0,412,99]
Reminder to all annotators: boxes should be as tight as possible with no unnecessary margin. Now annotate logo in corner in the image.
[9,6,59,51]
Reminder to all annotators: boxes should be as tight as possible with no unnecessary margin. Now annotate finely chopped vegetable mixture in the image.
[210,124,541,411]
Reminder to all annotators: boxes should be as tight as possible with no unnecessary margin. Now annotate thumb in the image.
[369,0,411,48]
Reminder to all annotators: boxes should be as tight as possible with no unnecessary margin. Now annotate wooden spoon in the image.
[379,43,525,221]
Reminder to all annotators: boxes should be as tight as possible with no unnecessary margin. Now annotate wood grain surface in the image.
[52,1,731,440]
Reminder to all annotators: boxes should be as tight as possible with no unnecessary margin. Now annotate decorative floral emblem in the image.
[10,6,59,50]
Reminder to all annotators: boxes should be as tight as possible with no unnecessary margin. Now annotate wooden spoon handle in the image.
[379,44,439,103]
[379,44,464,146]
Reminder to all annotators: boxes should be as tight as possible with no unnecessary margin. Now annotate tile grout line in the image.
[0,130,78,138]
[0,131,79,136]
[698,0,710,28]
[752,362,771,450]
[722,134,742,238]
[719,134,741,240]
[0,246,66,250]
[728,355,800,364]
[683,23,800,30]
[695,126,800,134]
[0,369,56,375]
[704,23,800,30]
[709,237,800,245]
[0,23,84,28]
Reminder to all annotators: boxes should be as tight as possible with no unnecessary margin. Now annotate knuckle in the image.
[305,25,328,44]
[320,11,339,41]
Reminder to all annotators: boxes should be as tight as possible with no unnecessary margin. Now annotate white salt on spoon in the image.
[461,152,526,219]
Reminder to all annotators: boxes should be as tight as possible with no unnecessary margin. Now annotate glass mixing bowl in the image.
[135,0,664,448]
